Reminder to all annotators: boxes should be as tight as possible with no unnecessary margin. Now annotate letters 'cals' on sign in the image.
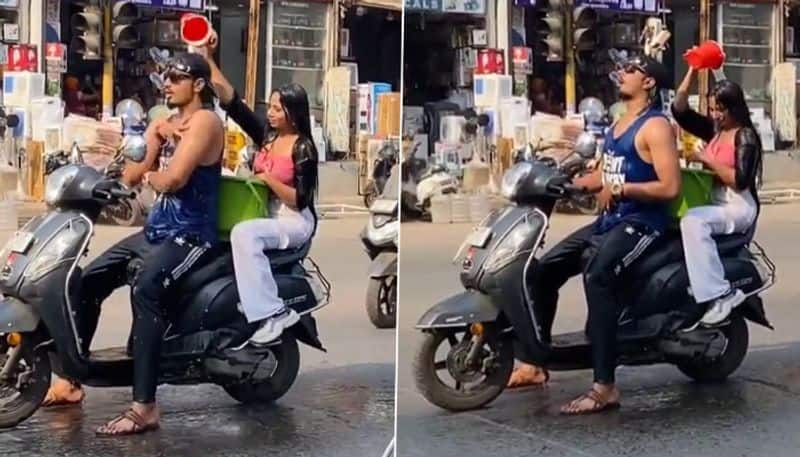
[405,0,442,11]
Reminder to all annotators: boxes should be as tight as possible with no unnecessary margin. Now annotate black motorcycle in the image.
[0,155,331,428]
[413,147,775,412]
[364,142,398,209]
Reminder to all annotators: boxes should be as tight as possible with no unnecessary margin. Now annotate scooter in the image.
[364,142,398,209]
[400,148,458,220]
[413,142,775,412]
[0,147,331,428]
[360,163,399,329]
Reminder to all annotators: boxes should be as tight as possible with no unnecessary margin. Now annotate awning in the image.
[354,0,401,11]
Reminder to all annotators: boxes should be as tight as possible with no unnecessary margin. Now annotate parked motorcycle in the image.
[364,141,398,209]
[360,165,399,329]
[0,147,331,428]
[412,141,775,412]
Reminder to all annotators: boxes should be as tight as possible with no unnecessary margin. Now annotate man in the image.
[515,56,681,414]
[42,53,225,435]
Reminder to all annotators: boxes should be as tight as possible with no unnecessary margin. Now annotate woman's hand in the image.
[686,142,708,164]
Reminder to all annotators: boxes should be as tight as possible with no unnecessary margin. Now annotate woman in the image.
[204,42,319,344]
[672,68,762,326]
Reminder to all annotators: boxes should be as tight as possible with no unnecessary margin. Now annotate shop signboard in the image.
[405,0,441,11]
[131,0,206,11]
[575,0,664,14]
[442,0,485,14]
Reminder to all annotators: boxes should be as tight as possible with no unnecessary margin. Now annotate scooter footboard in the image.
[415,291,499,329]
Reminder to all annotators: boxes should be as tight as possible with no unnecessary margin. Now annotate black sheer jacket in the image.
[220,91,319,225]
[670,103,762,211]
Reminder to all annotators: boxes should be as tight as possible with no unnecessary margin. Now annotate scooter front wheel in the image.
[0,331,52,429]
[366,276,397,329]
[413,327,513,412]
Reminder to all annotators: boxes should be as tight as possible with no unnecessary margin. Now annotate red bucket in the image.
[181,13,212,46]
[684,40,725,70]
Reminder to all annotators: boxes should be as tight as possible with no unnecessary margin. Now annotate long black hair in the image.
[711,80,758,134]
[266,83,319,199]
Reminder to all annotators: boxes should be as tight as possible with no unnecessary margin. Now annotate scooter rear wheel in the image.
[0,331,51,429]
[224,335,300,404]
[677,316,749,383]
[413,327,513,412]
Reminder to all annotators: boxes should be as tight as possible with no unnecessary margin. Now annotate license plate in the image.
[467,227,492,248]
[8,232,34,254]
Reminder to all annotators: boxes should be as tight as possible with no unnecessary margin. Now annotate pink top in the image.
[705,135,736,168]
[253,149,295,186]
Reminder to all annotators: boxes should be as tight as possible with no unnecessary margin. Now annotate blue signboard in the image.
[576,0,664,14]
[131,0,206,11]
[405,0,442,11]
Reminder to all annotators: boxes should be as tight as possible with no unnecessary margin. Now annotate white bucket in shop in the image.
[430,194,452,224]
[450,194,471,223]
[468,194,491,222]
[0,200,18,231]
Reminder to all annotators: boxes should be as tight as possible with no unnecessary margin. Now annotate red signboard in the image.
[7,44,37,72]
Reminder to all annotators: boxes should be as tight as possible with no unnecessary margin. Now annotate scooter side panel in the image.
[368,252,397,278]
[415,290,500,328]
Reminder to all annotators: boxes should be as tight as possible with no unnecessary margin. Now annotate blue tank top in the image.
[595,107,669,234]
[145,129,221,245]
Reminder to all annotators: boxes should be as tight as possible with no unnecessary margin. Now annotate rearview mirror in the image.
[120,133,147,163]
[574,131,597,159]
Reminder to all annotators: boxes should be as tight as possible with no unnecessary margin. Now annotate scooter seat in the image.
[264,241,311,267]
[633,230,750,279]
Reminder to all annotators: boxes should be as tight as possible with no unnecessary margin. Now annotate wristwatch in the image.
[610,182,624,199]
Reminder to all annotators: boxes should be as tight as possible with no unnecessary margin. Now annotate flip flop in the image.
[560,389,620,416]
[96,409,160,436]
[507,366,550,389]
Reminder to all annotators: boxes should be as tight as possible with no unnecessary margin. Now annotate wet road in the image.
[0,217,395,456]
[397,205,800,457]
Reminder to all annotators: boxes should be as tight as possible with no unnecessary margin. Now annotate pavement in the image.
[397,204,800,457]
[0,217,395,456]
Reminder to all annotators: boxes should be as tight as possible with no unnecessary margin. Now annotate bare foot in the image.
[42,378,84,407]
[560,383,620,415]
[507,363,549,388]
[96,402,160,436]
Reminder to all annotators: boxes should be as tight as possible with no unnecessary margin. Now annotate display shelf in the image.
[722,24,770,30]
[725,44,770,49]
[274,24,325,31]
[273,65,324,72]
[273,45,324,51]
[725,62,771,67]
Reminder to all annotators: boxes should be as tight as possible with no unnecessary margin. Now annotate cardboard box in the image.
[376,92,401,138]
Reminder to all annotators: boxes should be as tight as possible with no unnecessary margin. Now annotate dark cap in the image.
[166,52,212,81]
[623,55,673,90]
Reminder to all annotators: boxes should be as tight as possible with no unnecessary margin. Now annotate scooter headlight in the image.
[24,222,87,281]
[45,165,80,206]
[501,162,534,200]
[483,211,544,272]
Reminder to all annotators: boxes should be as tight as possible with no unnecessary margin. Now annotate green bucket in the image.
[217,176,270,240]
[669,168,714,220]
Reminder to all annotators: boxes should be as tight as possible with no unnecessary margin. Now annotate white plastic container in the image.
[473,74,512,108]
[450,194,470,223]
[3,72,45,108]
[0,200,18,231]
[468,194,491,222]
[430,194,452,224]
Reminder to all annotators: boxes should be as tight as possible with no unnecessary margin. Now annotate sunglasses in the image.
[163,70,193,84]
[619,62,646,75]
